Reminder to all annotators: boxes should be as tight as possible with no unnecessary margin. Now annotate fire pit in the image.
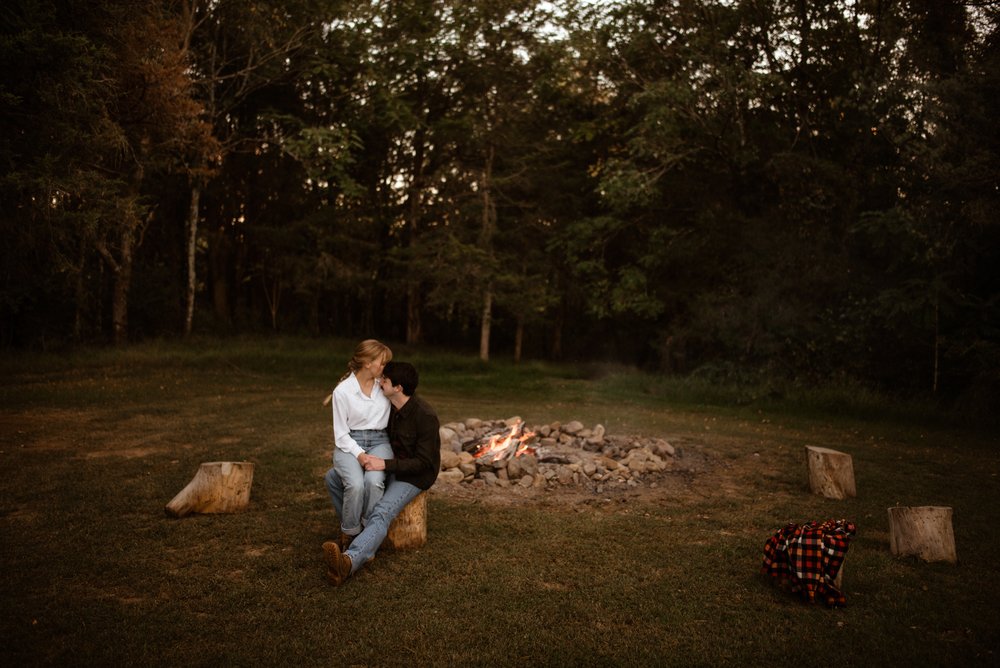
[464,420,537,464]
[438,417,682,492]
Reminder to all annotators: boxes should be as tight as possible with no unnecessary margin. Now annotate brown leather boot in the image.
[337,531,355,551]
[322,541,353,586]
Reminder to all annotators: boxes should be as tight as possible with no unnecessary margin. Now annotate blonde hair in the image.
[340,339,392,382]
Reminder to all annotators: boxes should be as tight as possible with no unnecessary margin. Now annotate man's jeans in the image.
[329,429,392,535]
[345,478,422,575]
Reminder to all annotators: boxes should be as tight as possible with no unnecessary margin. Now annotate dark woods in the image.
[2,1,998,407]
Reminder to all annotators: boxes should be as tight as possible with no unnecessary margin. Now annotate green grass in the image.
[1,337,998,666]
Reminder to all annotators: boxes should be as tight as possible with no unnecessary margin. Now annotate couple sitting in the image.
[323,339,440,586]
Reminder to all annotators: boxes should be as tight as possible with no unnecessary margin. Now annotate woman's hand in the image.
[362,456,386,471]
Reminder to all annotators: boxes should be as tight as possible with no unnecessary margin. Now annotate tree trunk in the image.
[407,283,422,344]
[96,217,137,346]
[550,303,564,360]
[932,286,940,395]
[514,312,524,363]
[184,183,200,338]
[73,238,87,342]
[210,225,230,324]
[263,276,281,331]
[479,287,492,362]
[888,506,956,563]
[404,119,426,345]
[110,233,131,346]
[165,461,255,518]
[478,143,496,363]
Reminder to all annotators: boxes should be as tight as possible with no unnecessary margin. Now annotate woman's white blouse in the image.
[331,372,391,458]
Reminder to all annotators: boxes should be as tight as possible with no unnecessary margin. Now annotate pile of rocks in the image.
[437,417,679,493]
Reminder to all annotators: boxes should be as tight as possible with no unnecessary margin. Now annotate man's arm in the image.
[384,411,439,477]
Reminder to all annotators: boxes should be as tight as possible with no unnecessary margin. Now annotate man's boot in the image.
[338,531,355,551]
[322,541,353,586]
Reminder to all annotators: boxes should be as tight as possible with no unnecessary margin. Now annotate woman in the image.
[326,339,393,549]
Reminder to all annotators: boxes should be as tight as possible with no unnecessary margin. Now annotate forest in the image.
[2,0,998,408]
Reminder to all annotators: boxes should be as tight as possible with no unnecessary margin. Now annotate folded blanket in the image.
[761,519,857,607]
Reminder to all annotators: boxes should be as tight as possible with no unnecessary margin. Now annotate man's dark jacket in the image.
[385,393,440,490]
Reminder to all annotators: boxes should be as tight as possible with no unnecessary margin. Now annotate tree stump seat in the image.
[806,446,856,500]
[888,506,956,563]
[165,461,255,518]
[383,492,427,550]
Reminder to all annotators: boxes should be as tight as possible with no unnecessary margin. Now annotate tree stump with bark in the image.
[165,461,255,518]
[383,492,427,550]
[888,506,957,563]
[806,446,856,500]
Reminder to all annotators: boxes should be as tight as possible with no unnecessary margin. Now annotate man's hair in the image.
[383,361,418,396]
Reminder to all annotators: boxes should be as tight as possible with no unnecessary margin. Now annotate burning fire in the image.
[471,420,537,464]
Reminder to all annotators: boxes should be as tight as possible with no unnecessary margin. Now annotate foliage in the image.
[1,1,998,404]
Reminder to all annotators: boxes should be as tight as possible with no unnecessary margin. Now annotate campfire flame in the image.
[471,421,537,464]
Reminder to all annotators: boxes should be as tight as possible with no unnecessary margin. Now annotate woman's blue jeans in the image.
[344,478,422,575]
[330,429,392,535]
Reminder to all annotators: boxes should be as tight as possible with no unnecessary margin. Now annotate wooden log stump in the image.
[806,446,856,500]
[888,506,957,563]
[833,553,846,591]
[383,492,427,550]
[165,461,255,518]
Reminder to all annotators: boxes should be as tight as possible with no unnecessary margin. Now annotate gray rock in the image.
[438,469,464,484]
[653,439,675,457]
[440,450,462,470]
[439,426,457,445]
[597,456,619,470]
[507,457,524,479]
[563,420,584,434]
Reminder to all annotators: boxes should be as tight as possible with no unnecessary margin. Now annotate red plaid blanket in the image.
[761,519,856,607]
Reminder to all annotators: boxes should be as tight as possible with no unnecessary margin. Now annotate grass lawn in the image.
[1,337,998,666]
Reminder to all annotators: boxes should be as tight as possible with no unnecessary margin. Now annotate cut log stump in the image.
[383,492,427,550]
[165,461,254,518]
[806,446,856,500]
[833,553,846,591]
[888,506,957,563]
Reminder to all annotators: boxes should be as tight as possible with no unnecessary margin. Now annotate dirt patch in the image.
[429,438,719,508]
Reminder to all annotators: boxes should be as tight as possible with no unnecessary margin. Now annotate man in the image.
[323,361,440,586]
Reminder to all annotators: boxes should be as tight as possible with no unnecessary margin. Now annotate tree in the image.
[179,0,332,334]
[1,0,211,345]
[434,0,558,361]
